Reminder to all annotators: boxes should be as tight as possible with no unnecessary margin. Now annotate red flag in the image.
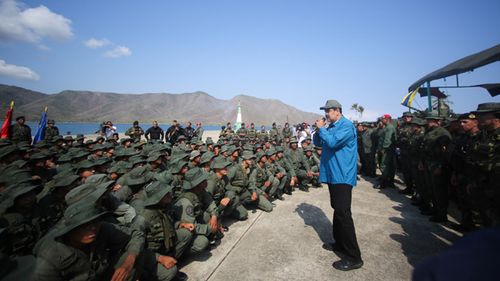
[1,101,14,139]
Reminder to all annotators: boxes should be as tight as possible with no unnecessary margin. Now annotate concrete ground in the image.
[180,175,463,281]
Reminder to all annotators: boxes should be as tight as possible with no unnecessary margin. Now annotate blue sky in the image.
[0,0,499,121]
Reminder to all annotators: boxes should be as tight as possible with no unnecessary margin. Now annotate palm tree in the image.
[351,103,364,119]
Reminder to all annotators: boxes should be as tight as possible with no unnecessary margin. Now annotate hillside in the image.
[0,84,322,125]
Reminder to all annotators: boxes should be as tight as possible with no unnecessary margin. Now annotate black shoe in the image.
[429,215,448,223]
[420,209,435,216]
[275,194,284,201]
[173,272,188,281]
[322,242,344,253]
[332,259,364,271]
[399,188,412,195]
[299,185,309,192]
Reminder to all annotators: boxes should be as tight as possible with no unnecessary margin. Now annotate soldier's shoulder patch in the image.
[186,206,194,217]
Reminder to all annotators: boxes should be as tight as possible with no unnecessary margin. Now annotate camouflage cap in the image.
[241,150,256,160]
[147,152,162,162]
[85,174,110,185]
[424,111,443,120]
[65,182,96,205]
[143,181,173,207]
[54,202,108,237]
[189,150,201,161]
[90,144,105,152]
[120,137,132,144]
[182,167,208,190]
[256,151,267,161]
[29,152,51,162]
[126,166,154,186]
[0,145,19,159]
[35,140,51,149]
[107,162,130,175]
[0,182,43,212]
[129,155,147,166]
[212,157,231,169]
[410,118,426,126]
[402,111,414,117]
[304,146,314,152]
[64,136,74,142]
[266,148,277,157]
[170,159,188,174]
[76,160,100,173]
[200,151,215,165]
[205,137,214,145]
[52,174,80,189]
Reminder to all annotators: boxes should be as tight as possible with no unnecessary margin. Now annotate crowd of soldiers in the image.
[0,117,321,281]
[356,102,499,228]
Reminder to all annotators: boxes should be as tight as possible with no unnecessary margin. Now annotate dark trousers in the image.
[328,183,362,262]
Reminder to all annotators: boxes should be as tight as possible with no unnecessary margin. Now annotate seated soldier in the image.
[304,146,321,187]
[33,202,177,281]
[207,157,248,220]
[140,181,189,280]
[174,168,222,255]
[228,151,273,212]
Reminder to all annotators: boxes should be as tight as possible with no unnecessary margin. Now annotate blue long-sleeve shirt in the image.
[313,116,358,186]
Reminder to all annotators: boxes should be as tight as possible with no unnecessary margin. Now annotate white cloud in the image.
[0,0,73,45]
[103,46,132,58]
[0,59,40,80]
[84,38,111,49]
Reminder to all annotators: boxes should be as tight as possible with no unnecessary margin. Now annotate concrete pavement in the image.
[182,176,463,281]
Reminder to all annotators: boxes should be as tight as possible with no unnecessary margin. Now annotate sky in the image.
[0,0,499,121]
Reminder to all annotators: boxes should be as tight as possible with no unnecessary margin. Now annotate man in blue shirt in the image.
[313,99,363,271]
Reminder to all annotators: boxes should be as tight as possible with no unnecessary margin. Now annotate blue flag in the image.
[33,107,48,144]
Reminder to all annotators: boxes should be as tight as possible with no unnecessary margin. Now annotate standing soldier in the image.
[360,122,376,177]
[467,103,500,227]
[236,122,248,138]
[43,119,59,140]
[125,121,145,142]
[375,114,397,189]
[451,113,480,230]
[407,118,426,205]
[258,125,268,141]
[194,122,204,140]
[398,112,414,194]
[282,122,293,139]
[10,116,32,144]
[247,123,257,139]
[269,123,279,143]
[421,112,452,223]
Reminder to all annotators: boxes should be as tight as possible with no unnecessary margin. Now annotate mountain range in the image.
[0,84,322,125]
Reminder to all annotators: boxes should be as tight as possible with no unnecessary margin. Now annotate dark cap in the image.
[458,112,477,120]
[320,100,342,110]
[473,102,500,113]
